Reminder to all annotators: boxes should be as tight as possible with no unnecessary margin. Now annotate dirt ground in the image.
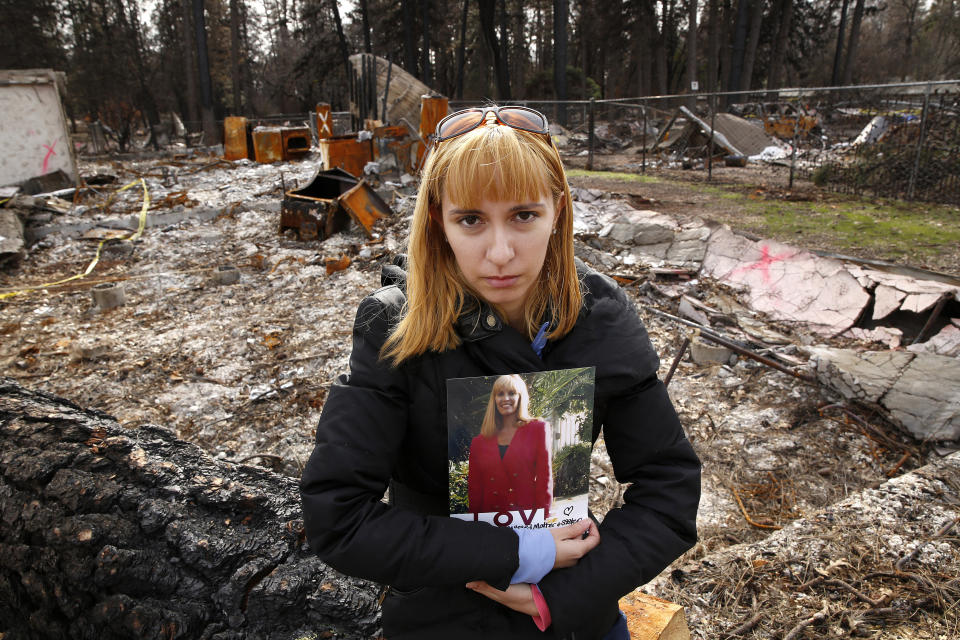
[1,150,956,638]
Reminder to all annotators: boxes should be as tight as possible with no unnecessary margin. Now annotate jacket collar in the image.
[455,299,503,342]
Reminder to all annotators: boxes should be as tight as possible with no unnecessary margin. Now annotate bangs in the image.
[432,127,555,207]
[493,375,523,395]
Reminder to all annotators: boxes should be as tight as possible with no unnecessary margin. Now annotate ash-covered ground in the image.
[1,150,956,638]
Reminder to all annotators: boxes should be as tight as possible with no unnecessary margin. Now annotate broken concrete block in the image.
[884,354,960,441]
[844,326,904,350]
[901,292,943,314]
[665,226,711,265]
[678,297,710,326]
[873,284,907,320]
[600,208,679,245]
[630,242,670,262]
[212,264,241,285]
[848,267,960,320]
[91,282,126,310]
[571,187,603,203]
[645,451,960,632]
[0,207,25,268]
[702,227,869,335]
[807,347,960,442]
[689,337,734,365]
[807,347,913,402]
[906,320,960,357]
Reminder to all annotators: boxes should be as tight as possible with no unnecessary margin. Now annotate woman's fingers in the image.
[465,581,538,616]
[551,518,601,569]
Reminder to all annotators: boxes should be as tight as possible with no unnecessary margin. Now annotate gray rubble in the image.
[0,207,25,267]
[806,347,960,441]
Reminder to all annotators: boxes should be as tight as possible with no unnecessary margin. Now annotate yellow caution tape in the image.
[0,178,150,301]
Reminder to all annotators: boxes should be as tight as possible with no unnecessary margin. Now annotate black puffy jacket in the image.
[300,259,701,640]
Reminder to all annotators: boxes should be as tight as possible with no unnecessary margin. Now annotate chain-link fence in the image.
[452,81,960,206]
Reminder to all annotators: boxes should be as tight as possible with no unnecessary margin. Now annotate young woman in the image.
[300,106,701,640]
[468,374,552,516]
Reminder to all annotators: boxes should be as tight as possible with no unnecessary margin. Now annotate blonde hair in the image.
[382,118,581,364]
[480,375,534,438]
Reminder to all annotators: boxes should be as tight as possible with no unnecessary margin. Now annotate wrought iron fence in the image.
[452,81,960,206]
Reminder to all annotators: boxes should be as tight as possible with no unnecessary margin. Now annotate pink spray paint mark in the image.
[41,140,58,174]
[729,245,793,284]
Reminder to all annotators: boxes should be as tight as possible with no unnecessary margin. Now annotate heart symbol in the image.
[563,506,574,516]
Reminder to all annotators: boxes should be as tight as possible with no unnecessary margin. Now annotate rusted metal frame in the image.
[641,305,818,384]
[910,293,948,345]
[662,336,690,388]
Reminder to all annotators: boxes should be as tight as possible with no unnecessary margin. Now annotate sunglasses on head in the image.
[432,106,550,144]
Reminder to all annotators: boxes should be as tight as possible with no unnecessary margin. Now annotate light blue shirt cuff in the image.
[511,528,556,585]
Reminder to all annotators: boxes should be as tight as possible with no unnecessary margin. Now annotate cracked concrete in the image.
[575,190,960,442]
[700,227,871,335]
[806,347,960,441]
[908,319,960,356]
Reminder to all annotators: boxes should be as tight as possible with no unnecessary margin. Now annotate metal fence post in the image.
[789,92,800,190]
[907,83,932,201]
[641,99,648,174]
[587,97,595,171]
[708,94,716,181]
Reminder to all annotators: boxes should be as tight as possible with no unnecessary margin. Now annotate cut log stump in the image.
[619,591,691,640]
[0,379,381,639]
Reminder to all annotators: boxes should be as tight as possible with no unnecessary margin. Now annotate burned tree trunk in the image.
[0,379,381,639]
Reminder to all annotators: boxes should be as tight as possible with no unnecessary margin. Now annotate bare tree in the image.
[740,0,764,91]
[230,0,243,114]
[706,0,720,92]
[686,0,698,106]
[191,0,217,143]
[456,0,469,97]
[479,0,511,99]
[766,0,793,90]
[554,0,568,122]
[831,0,850,85]
[841,0,866,85]
[727,0,750,93]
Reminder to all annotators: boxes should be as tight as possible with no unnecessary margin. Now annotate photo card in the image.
[447,367,595,530]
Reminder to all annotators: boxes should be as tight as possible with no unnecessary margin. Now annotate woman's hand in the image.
[465,520,599,616]
[465,581,538,616]
[551,518,600,569]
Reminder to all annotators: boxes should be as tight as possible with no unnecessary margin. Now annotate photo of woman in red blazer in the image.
[468,374,553,516]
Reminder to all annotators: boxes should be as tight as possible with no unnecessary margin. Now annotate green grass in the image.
[571,169,959,265]
[717,191,960,260]
[565,169,660,184]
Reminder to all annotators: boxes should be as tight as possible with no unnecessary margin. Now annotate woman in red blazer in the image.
[468,374,552,517]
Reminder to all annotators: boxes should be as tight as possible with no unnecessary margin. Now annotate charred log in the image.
[0,379,381,639]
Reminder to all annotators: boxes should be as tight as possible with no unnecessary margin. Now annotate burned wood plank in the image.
[0,379,381,639]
